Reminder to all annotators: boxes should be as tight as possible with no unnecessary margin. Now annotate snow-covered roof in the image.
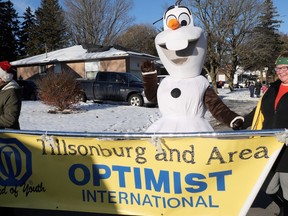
[11,45,157,66]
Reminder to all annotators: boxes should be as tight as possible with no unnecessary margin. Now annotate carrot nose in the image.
[168,19,179,30]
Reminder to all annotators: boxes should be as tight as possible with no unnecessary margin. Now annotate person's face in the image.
[275,64,288,84]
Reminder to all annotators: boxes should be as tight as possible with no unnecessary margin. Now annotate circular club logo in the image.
[0,138,32,186]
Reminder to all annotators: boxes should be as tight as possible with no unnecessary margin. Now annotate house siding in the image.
[17,66,39,80]
[99,59,126,72]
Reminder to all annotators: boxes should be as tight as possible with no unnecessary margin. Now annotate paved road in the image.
[248,197,279,216]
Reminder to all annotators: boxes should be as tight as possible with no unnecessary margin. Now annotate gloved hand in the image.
[232,118,244,130]
[141,61,155,73]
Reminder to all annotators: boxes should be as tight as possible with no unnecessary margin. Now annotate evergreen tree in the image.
[33,0,69,54]
[18,7,36,57]
[0,0,20,61]
[280,34,288,52]
[245,0,282,76]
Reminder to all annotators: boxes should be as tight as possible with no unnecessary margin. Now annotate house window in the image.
[86,71,97,79]
[39,65,47,74]
[54,63,61,73]
[85,61,99,78]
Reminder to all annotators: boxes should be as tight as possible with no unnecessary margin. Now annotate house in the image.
[11,45,159,81]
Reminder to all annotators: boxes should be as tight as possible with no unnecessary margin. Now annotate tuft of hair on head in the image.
[175,0,183,6]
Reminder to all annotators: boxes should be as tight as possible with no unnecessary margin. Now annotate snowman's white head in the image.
[155,3,207,79]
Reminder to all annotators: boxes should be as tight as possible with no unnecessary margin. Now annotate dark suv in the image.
[78,72,153,106]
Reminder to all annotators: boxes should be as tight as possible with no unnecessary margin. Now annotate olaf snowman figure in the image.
[142,1,244,133]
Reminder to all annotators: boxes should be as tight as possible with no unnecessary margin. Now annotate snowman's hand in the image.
[232,118,244,130]
[141,60,156,73]
[141,60,158,102]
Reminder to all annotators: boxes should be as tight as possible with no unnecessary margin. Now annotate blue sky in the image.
[11,0,288,34]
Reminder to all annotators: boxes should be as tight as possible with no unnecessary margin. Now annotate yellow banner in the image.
[0,133,284,216]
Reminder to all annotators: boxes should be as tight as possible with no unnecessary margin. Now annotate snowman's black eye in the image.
[181,20,187,26]
[178,13,190,26]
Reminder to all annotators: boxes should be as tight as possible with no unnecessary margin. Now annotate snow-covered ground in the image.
[217,88,259,101]
[19,88,260,133]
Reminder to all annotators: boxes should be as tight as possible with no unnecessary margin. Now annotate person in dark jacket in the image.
[254,79,262,98]
[240,51,288,216]
[0,61,22,129]
[248,81,255,97]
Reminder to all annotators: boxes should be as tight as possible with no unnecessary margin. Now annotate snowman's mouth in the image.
[171,58,187,64]
[160,41,197,65]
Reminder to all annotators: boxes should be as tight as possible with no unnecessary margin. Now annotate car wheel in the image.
[77,92,87,102]
[128,94,143,106]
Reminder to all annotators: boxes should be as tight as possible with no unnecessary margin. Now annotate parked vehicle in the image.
[16,80,38,100]
[238,81,248,88]
[77,72,152,106]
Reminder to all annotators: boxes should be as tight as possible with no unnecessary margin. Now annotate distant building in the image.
[11,45,159,80]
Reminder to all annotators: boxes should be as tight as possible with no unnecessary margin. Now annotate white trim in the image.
[0,67,13,82]
[230,116,245,128]
[142,70,157,76]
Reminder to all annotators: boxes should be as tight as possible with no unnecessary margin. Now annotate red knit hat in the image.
[0,61,13,82]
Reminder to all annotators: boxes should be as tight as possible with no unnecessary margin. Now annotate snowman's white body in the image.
[146,75,213,132]
[146,5,213,133]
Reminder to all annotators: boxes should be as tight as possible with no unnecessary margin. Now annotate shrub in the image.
[36,71,83,112]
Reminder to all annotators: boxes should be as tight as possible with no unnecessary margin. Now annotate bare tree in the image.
[64,0,134,46]
[115,24,159,55]
[186,0,262,92]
